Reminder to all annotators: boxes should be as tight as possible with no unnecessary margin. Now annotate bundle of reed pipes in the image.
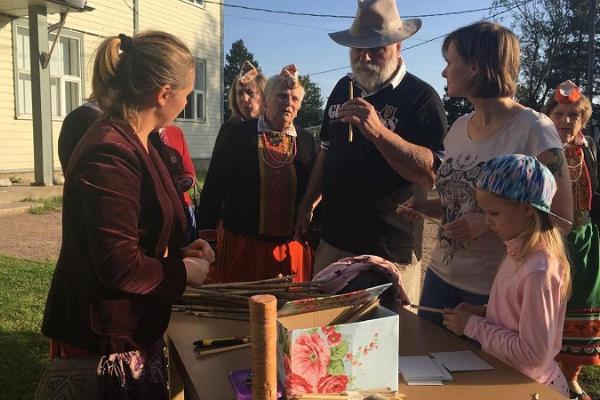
[172,275,329,320]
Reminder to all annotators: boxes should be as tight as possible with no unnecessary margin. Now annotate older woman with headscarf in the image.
[197,65,317,282]
[543,80,600,400]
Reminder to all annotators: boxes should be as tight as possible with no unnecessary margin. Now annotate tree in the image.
[492,0,599,125]
[296,75,324,129]
[223,39,260,121]
[442,86,473,127]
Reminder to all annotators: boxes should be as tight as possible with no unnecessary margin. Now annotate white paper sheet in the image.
[405,379,444,386]
[398,356,452,381]
[429,350,494,372]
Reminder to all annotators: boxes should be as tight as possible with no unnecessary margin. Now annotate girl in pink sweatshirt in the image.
[443,154,572,398]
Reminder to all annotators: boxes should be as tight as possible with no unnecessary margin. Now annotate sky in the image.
[223,0,516,100]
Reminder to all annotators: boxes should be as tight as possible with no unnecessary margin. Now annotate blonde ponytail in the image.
[89,31,194,129]
[89,36,121,109]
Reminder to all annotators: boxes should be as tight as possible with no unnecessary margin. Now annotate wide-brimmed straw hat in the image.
[329,0,421,49]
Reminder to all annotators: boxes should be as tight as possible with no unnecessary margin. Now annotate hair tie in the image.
[118,33,134,53]
[553,80,581,104]
[238,60,258,85]
[279,64,299,89]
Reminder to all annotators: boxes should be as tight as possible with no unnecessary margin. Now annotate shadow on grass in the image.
[0,329,49,400]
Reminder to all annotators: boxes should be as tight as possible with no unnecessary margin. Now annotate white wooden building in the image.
[0,0,223,183]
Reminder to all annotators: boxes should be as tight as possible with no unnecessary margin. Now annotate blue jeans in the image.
[418,268,489,328]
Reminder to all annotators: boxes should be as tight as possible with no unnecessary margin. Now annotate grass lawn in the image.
[580,365,600,399]
[22,196,63,215]
[0,254,54,399]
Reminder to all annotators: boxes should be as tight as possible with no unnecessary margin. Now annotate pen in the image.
[193,336,250,348]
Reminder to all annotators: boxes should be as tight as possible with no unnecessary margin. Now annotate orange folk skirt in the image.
[209,227,312,283]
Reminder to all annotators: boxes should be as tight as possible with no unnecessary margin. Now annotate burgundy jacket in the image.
[42,120,187,354]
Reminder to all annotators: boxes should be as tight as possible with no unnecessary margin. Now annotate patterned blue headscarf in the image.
[476,154,556,214]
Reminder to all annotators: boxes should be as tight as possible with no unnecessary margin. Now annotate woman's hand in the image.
[443,307,473,336]
[396,196,420,220]
[293,202,314,241]
[396,197,442,221]
[456,302,486,317]
[443,213,487,242]
[184,257,210,287]
[182,239,215,264]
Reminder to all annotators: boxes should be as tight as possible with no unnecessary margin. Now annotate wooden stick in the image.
[185,311,249,321]
[396,205,441,225]
[329,299,380,325]
[409,304,445,314]
[200,275,294,288]
[348,78,354,142]
[345,298,380,323]
[329,304,361,326]
[249,294,278,400]
[173,305,249,313]
[194,342,251,357]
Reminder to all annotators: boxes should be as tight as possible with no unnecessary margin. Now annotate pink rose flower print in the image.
[291,333,330,387]
[326,330,342,346]
[286,373,314,395]
[321,326,335,335]
[317,374,349,393]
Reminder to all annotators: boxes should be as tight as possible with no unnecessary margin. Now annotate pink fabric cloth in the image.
[312,255,410,312]
[464,248,567,389]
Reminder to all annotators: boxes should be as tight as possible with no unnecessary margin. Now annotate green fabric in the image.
[567,222,600,308]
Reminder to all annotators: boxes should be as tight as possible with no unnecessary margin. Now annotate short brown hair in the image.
[92,31,194,127]
[442,21,520,98]
[228,72,267,118]
[542,92,593,128]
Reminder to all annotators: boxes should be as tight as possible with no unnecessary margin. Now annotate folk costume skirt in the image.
[210,227,313,283]
[557,222,600,367]
[39,339,168,400]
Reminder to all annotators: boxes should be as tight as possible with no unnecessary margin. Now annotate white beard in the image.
[351,58,398,93]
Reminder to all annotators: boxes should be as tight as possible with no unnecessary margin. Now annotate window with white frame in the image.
[178,59,206,121]
[13,22,83,119]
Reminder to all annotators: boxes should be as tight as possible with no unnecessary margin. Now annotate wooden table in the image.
[167,309,565,400]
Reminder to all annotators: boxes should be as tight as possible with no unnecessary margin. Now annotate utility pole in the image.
[588,0,596,101]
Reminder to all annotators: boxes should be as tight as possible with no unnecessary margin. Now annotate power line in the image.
[309,0,534,77]
[211,0,534,19]
[225,13,335,31]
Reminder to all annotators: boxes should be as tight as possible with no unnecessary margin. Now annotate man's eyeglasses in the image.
[352,46,386,58]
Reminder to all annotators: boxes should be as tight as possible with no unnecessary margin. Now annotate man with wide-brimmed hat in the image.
[295,0,447,304]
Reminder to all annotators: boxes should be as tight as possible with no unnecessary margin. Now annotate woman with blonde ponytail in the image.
[41,31,213,399]
[443,154,571,398]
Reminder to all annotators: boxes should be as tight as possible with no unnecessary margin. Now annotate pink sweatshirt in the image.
[464,248,567,386]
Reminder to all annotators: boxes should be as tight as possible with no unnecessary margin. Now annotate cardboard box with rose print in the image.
[276,284,399,397]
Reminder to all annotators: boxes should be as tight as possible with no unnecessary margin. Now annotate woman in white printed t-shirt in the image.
[397,21,573,327]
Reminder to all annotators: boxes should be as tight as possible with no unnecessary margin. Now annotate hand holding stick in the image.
[396,205,440,225]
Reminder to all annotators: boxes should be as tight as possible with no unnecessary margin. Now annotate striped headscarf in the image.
[476,154,557,215]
